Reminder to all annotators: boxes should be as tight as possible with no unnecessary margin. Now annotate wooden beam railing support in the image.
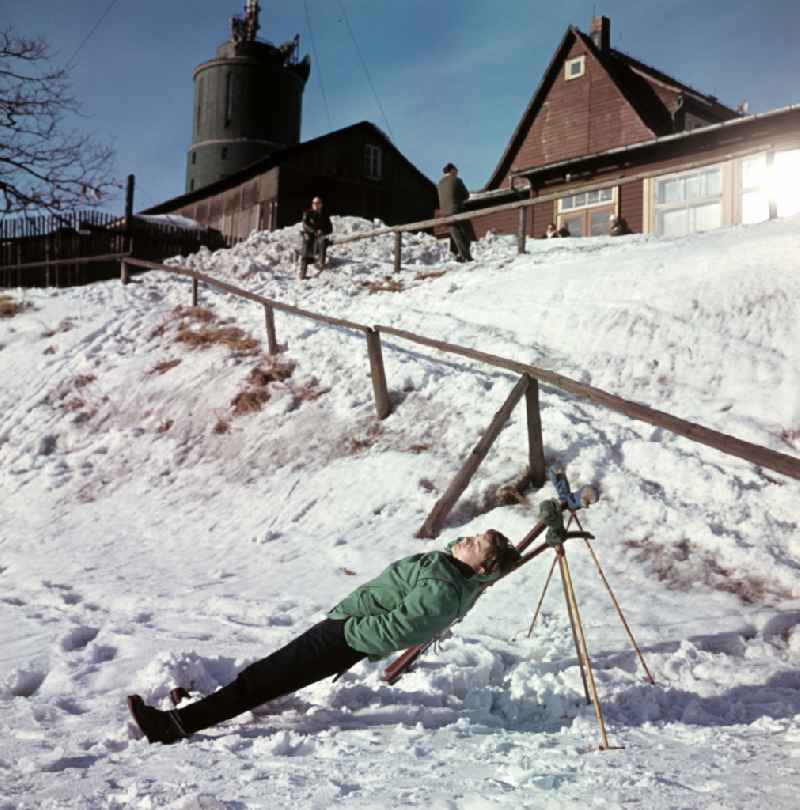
[264,304,278,354]
[418,375,530,538]
[376,324,800,482]
[393,231,402,273]
[366,328,392,420]
[517,206,528,254]
[192,277,199,307]
[525,375,546,487]
[120,260,129,285]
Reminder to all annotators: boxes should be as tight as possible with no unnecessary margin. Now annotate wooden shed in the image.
[142,121,437,244]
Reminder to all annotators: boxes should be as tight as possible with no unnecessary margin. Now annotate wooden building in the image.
[142,121,437,243]
[468,17,800,239]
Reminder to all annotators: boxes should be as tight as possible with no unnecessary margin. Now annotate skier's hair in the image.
[480,529,520,576]
[442,162,457,174]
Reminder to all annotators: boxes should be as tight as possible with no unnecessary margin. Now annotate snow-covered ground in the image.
[1,215,799,809]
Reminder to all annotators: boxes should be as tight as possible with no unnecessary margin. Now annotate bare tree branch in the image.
[0,26,117,213]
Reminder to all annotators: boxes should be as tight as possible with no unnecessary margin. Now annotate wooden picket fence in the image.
[0,210,225,288]
[121,256,800,538]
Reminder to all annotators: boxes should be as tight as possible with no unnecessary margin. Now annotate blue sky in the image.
[5,1,799,213]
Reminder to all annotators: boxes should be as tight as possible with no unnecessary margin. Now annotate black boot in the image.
[127,695,188,745]
[171,677,251,735]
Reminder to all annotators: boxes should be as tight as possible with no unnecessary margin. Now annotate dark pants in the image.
[176,619,364,735]
[299,233,329,279]
[447,222,472,261]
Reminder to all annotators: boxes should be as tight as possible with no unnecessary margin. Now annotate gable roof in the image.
[484,25,740,191]
[141,121,434,215]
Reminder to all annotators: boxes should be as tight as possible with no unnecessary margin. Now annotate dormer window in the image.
[565,56,586,80]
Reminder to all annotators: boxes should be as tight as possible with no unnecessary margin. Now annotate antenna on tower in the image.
[230,0,261,43]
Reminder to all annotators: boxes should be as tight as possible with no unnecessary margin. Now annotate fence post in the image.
[192,276,198,306]
[517,207,528,254]
[418,375,530,538]
[16,243,21,287]
[264,304,278,354]
[525,374,546,487]
[44,241,51,288]
[393,231,402,273]
[366,328,391,420]
[120,260,129,285]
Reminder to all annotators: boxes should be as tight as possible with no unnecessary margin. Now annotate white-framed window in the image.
[653,166,722,237]
[364,144,382,180]
[558,187,614,212]
[774,149,800,219]
[741,153,770,224]
[565,56,585,81]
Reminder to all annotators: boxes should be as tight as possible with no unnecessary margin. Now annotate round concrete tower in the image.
[185,1,310,193]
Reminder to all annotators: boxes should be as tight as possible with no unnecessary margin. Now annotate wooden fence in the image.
[0,211,225,288]
[121,257,800,538]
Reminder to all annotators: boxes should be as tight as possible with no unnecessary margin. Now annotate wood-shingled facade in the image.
[142,122,437,243]
[467,17,800,240]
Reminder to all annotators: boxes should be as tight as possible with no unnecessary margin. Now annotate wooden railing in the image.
[121,257,800,536]
[329,142,781,266]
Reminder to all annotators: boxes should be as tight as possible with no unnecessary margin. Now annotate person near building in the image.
[437,163,474,262]
[608,214,631,236]
[299,197,333,279]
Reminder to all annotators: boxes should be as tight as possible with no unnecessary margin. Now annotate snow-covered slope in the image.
[1,216,799,809]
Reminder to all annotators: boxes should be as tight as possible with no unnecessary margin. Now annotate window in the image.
[653,166,722,237]
[741,153,769,224]
[774,149,800,218]
[364,144,382,180]
[196,78,204,135]
[191,152,197,165]
[558,188,613,211]
[221,147,228,160]
[565,56,585,80]
[189,179,195,192]
[556,187,616,236]
[225,72,234,127]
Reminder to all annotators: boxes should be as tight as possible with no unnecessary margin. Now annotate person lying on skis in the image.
[128,529,520,744]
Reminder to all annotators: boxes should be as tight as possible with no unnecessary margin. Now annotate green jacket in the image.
[328,547,495,660]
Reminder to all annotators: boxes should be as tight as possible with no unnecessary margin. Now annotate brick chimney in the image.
[590,16,610,51]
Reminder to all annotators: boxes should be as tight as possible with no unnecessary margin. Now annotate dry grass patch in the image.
[62,397,86,413]
[360,276,403,294]
[231,388,270,416]
[43,345,56,355]
[623,536,791,605]
[173,305,216,323]
[73,374,96,389]
[0,295,32,318]
[213,418,230,434]
[345,422,383,455]
[148,358,182,375]
[407,442,431,454]
[247,358,296,387]
[176,324,260,355]
[414,269,447,281]
[157,419,174,434]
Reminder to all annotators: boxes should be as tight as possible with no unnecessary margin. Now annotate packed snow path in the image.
[1,216,799,808]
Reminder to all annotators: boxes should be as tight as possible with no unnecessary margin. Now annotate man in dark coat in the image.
[126,530,520,745]
[437,163,473,262]
[299,197,333,279]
